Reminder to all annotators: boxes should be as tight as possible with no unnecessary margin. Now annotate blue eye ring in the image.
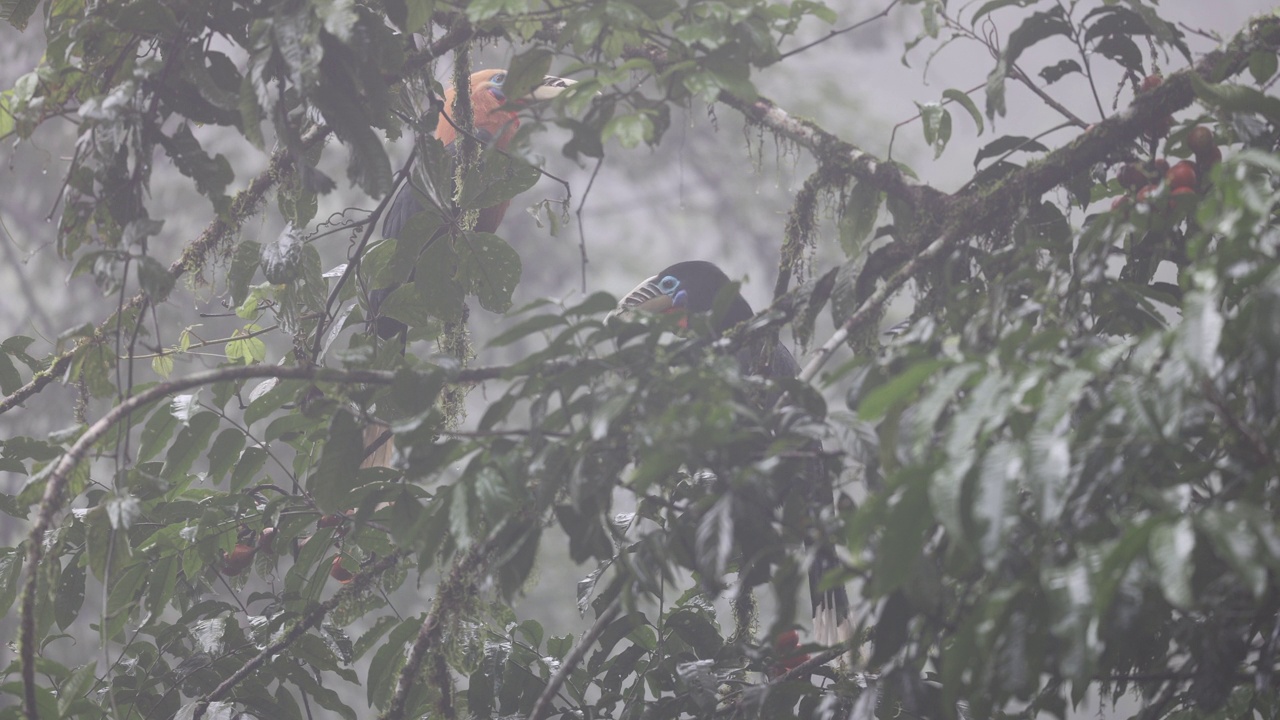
[658,276,680,293]
[491,72,507,86]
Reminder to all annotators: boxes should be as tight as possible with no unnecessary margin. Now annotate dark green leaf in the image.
[458,232,522,313]
[1038,59,1082,85]
[943,88,984,135]
[230,447,268,492]
[858,360,943,421]
[229,241,262,306]
[974,135,1049,167]
[502,48,554,102]
[161,412,219,481]
[309,411,364,513]
[206,429,246,484]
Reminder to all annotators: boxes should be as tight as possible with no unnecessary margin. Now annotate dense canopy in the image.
[1,1,1279,719]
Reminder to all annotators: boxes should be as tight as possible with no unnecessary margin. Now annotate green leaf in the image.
[161,123,233,208]
[858,360,943,421]
[230,447,268,492]
[151,354,174,378]
[309,410,364,513]
[943,88,984,135]
[970,0,1035,26]
[206,429,246,484]
[1189,75,1280,126]
[1149,517,1195,609]
[138,403,180,464]
[1003,7,1072,68]
[0,352,21,395]
[161,412,219,481]
[502,48,554,102]
[1,0,41,30]
[1038,59,1082,85]
[1249,49,1278,85]
[458,232,522,314]
[54,556,85,629]
[414,239,465,322]
[459,151,542,211]
[245,379,298,427]
[229,241,262,306]
[136,254,176,300]
[603,113,654,149]
[974,135,1049,167]
[0,548,24,617]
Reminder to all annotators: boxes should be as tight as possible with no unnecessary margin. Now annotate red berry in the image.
[1111,195,1131,213]
[220,544,257,575]
[1139,74,1163,93]
[1117,164,1146,190]
[1196,145,1222,170]
[1151,158,1170,176]
[318,513,345,529]
[775,630,800,649]
[330,556,354,583]
[1166,161,1197,190]
[1187,126,1214,155]
[1170,186,1196,197]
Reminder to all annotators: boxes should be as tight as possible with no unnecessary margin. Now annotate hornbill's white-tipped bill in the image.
[530,76,577,101]
[606,275,672,322]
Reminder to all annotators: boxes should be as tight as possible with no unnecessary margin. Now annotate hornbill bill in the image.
[609,260,853,651]
[368,68,575,339]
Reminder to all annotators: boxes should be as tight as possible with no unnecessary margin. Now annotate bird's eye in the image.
[658,276,680,293]
[491,72,506,86]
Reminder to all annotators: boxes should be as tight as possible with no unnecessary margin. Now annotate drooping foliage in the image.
[2,1,1279,719]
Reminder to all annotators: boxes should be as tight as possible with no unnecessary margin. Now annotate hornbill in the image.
[369,68,575,339]
[361,69,574,468]
[609,260,853,651]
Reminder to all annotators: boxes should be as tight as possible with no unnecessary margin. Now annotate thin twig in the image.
[527,596,622,720]
[190,551,405,720]
[778,0,902,61]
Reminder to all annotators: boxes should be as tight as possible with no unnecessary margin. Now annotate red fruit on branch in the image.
[330,556,354,583]
[1187,126,1214,155]
[1197,145,1222,170]
[1167,161,1197,190]
[220,544,256,576]
[318,513,346,529]
[1117,164,1147,190]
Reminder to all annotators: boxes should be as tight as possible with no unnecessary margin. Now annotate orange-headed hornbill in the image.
[370,69,575,338]
[610,260,852,650]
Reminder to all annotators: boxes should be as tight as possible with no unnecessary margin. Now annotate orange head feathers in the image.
[434,69,576,150]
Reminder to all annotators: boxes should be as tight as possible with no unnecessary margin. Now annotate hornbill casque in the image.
[609,260,853,652]
[368,68,575,340]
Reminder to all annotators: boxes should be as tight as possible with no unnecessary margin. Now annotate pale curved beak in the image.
[606,274,671,322]
[530,76,577,101]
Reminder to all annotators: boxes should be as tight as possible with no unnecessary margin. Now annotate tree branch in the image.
[527,597,622,720]
[190,551,406,720]
[16,358,531,718]
[0,22,483,419]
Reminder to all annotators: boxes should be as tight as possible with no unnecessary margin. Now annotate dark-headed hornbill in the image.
[369,68,575,339]
[610,260,853,651]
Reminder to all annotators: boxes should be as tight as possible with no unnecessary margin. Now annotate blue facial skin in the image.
[487,72,507,101]
[672,289,688,309]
